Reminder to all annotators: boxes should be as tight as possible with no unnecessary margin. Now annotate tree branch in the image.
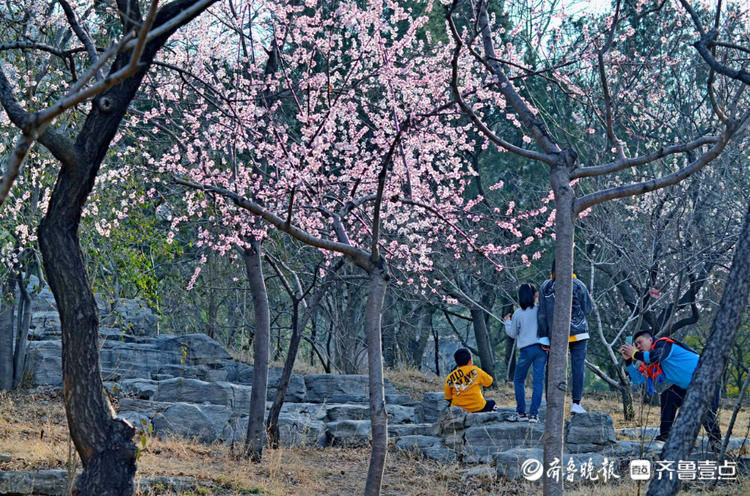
[174,178,374,271]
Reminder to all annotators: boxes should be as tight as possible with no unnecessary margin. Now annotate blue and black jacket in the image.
[625,337,700,394]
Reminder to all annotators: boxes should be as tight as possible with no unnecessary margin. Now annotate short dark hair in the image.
[454,348,472,367]
[518,283,537,309]
[633,330,653,342]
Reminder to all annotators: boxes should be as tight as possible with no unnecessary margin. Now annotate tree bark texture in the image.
[242,241,270,462]
[364,261,388,496]
[647,202,750,496]
[34,3,217,493]
[543,152,577,496]
[0,278,14,390]
[470,307,495,379]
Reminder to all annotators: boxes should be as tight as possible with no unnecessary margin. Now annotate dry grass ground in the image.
[1,372,748,495]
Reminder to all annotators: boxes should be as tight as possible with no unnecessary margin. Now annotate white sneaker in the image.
[570,403,587,414]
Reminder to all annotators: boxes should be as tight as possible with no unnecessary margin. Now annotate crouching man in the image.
[620,330,722,452]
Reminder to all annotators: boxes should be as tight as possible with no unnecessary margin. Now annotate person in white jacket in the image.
[504,283,547,423]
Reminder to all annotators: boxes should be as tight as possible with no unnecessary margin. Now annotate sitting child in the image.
[443,348,497,413]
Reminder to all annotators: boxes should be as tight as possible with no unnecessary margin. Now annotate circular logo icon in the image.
[521,458,544,481]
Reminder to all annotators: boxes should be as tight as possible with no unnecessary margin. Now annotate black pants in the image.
[660,385,722,444]
[477,399,496,412]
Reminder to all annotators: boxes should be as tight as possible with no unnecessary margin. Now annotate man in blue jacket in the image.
[537,262,593,414]
[620,330,722,451]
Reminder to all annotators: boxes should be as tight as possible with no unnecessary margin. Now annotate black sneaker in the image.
[528,415,539,423]
[507,413,528,422]
[655,434,668,442]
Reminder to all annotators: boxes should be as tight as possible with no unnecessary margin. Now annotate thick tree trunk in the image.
[28,3,215,494]
[0,278,15,391]
[470,307,495,379]
[647,202,750,496]
[12,275,32,388]
[543,152,577,496]
[364,261,388,496]
[242,241,270,462]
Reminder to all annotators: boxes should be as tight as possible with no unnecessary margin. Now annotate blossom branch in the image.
[175,178,374,271]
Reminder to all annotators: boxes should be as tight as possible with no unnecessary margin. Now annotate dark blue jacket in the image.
[537,275,593,341]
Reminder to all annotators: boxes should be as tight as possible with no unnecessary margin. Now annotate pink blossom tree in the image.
[139,0,529,491]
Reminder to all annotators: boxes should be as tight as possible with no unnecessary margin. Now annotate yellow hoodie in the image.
[443,364,493,412]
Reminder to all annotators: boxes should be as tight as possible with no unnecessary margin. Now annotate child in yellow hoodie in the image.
[443,348,497,412]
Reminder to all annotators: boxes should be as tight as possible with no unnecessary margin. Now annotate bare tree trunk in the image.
[0,278,14,391]
[266,266,335,448]
[242,240,270,462]
[364,262,388,496]
[648,202,750,496]
[267,295,299,449]
[470,307,495,379]
[543,153,577,496]
[13,274,32,388]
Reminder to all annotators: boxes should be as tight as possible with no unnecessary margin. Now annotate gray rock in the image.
[118,398,174,417]
[616,426,660,439]
[433,406,468,435]
[325,404,416,424]
[101,298,158,336]
[151,378,252,412]
[565,412,616,445]
[118,412,153,434]
[463,423,545,461]
[231,367,307,403]
[0,469,68,495]
[279,402,328,421]
[304,374,397,403]
[277,413,327,447]
[24,340,62,386]
[154,334,232,365]
[326,420,371,447]
[421,446,457,464]
[388,423,435,439]
[152,402,233,443]
[108,378,159,399]
[0,454,10,463]
[463,409,511,427]
[396,435,442,451]
[420,392,449,423]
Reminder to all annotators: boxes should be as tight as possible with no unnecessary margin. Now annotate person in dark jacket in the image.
[537,261,593,414]
[620,330,722,451]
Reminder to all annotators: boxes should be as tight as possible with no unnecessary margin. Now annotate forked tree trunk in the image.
[242,240,270,462]
[364,261,389,496]
[647,202,750,496]
[543,153,577,496]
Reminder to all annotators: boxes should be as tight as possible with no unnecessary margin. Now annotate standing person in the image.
[504,283,547,423]
[537,260,593,414]
[443,348,497,413]
[620,331,722,451]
